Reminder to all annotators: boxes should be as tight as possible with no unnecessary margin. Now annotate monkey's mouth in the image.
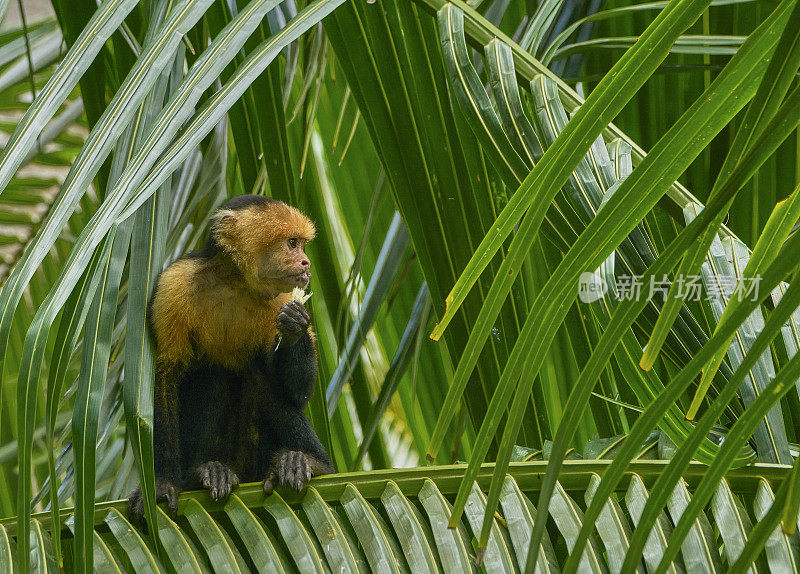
[294,271,312,287]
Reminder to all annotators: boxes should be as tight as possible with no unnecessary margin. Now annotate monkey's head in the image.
[209,195,316,295]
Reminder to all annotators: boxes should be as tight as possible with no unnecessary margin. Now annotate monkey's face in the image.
[258,237,312,293]
[210,198,316,297]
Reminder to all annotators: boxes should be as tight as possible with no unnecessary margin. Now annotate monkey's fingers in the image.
[209,466,238,500]
[276,312,297,330]
[277,306,307,327]
[263,472,278,495]
[127,490,154,533]
[195,461,239,500]
[286,300,311,320]
[163,487,179,518]
[155,479,180,518]
[278,451,312,491]
[129,480,179,527]
[218,467,240,499]
[282,300,310,321]
[128,487,144,518]
[276,312,307,342]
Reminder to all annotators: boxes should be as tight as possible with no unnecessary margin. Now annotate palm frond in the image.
[0,461,795,571]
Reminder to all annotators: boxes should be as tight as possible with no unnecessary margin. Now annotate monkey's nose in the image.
[301,257,310,267]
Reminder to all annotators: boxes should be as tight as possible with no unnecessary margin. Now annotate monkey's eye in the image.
[288,238,298,249]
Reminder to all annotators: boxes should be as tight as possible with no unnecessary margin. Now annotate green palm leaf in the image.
[2,0,800,572]
[0,463,794,571]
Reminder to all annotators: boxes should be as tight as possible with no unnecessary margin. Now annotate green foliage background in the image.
[0,0,798,570]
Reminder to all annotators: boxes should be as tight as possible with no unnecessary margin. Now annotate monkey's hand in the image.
[191,461,240,500]
[263,450,323,494]
[276,301,310,346]
[128,478,180,521]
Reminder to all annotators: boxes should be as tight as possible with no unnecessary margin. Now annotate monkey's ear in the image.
[211,209,238,248]
[212,209,237,225]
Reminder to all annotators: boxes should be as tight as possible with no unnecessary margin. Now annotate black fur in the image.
[143,321,333,502]
[130,314,333,519]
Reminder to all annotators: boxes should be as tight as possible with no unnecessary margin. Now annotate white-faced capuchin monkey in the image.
[129,195,333,517]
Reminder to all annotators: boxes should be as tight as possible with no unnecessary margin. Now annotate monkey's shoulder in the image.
[149,259,197,364]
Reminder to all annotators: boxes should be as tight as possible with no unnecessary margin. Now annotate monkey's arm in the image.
[273,301,317,407]
[147,266,194,484]
[261,406,334,494]
[153,361,183,482]
[131,262,195,518]
[263,300,332,494]
[129,361,184,518]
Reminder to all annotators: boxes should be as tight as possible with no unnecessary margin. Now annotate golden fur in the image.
[151,201,315,370]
